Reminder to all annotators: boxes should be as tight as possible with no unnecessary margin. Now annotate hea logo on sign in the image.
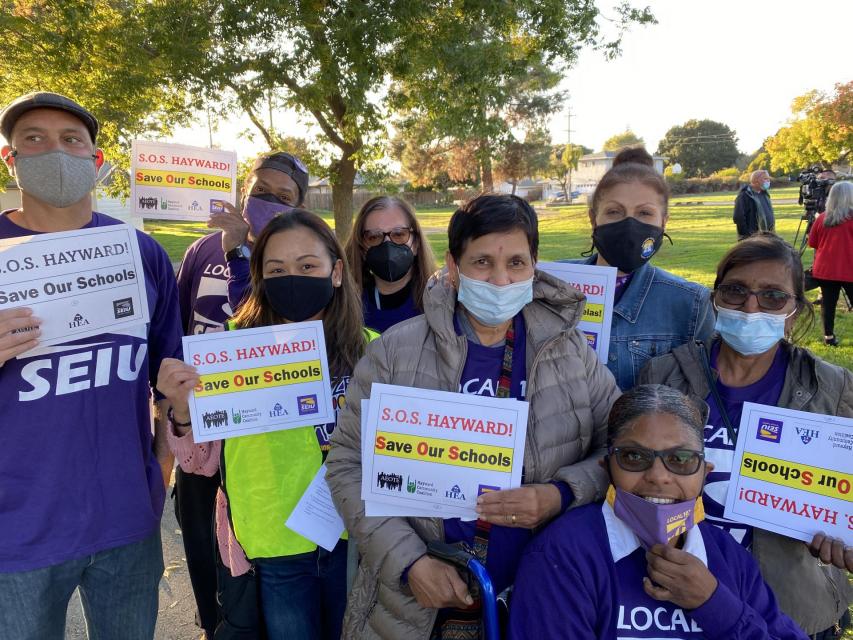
[445,484,466,500]
[796,427,819,445]
[757,418,783,443]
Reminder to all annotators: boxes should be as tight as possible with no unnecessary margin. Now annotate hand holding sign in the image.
[208,201,248,253]
[808,532,853,572]
[156,358,201,426]
[0,307,41,367]
[475,483,561,528]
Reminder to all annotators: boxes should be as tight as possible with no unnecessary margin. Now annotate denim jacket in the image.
[562,255,715,390]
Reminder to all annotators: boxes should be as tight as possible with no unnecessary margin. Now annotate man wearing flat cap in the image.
[171,149,309,637]
[0,92,182,639]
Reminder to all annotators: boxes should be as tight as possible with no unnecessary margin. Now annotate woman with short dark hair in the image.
[640,233,852,638]
[327,193,621,639]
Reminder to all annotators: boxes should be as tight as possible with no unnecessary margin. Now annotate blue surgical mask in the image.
[714,306,790,356]
[762,181,771,191]
[457,272,533,326]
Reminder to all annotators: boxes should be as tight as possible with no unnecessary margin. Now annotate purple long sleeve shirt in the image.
[509,502,807,640]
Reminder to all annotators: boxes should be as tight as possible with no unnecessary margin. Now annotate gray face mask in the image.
[12,150,97,208]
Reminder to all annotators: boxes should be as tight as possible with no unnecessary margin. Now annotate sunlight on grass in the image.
[145,191,852,371]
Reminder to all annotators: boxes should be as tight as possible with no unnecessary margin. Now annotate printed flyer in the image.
[724,402,852,544]
[0,225,149,348]
[361,383,529,519]
[182,321,334,442]
[536,261,617,363]
[131,140,237,221]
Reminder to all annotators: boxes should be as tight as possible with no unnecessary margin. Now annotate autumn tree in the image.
[494,129,553,194]
[765,82,853,173]
[656,119,740,177]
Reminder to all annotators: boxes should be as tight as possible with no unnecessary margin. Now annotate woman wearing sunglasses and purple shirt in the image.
[510,384,807,639]
[343,196,437,334]
[640,233,852,639]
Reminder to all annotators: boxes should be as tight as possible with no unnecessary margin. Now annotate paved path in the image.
[65,481,202,640]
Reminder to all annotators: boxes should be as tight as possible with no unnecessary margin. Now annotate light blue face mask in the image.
[714,306,791,356]
[457,272,533,327]
[762,180,771,191]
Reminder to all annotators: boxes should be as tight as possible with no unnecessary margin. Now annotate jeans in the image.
[0,529,163,640]
[255,541,347,640]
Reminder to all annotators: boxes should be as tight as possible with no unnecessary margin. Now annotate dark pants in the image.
[174,467,221,639]
[817,279,853,336]
[255,541,348,640]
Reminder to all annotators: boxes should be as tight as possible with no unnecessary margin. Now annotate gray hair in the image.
[750,169,769,184]
[608,384,706,448]
[824,181,853,228]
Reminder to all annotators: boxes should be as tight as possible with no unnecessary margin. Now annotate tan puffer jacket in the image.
[326,270,621,639]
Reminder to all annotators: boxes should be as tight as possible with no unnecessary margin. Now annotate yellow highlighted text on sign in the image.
[374,431,514,472]
[581,302,604,323]
[194,360,322,397]
[740,452,852,502]
[135,168,232,192]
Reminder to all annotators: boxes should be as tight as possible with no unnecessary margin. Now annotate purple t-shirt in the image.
[362,285,420,334]
[0,211,183,572]
[176,231,233,334]
[703,341,788,547]
[444,313,529,596]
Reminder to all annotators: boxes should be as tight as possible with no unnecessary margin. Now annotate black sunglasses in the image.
[609,446,704,476]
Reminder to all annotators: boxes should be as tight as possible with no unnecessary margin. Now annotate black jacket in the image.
[733,184,775,238]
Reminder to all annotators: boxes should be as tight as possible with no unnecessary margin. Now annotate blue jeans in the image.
[255,541,347,640]
[0,529,163,640]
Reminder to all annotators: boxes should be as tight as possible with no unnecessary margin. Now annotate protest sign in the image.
[724,402,852,544]
[182,321,334,443]
[131,140,237,221]
[0,225,149,348]
[361,384,529,519]
[537,262,617,363]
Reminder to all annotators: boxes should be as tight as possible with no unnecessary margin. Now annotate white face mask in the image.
[457,272,533,326]
[714,306,791,356]
[13,150,97,208]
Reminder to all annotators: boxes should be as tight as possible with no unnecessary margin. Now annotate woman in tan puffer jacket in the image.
[327,194,621,639]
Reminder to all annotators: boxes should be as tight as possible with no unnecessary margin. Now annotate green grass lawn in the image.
[145,188,852,371]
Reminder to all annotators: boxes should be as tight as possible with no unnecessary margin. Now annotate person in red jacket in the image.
[808,180,853,346]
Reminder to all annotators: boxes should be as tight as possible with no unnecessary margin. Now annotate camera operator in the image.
[733,170,775,239]
[808,180,853,346]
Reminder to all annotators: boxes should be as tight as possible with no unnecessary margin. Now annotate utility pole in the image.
[564,96,576,204]
[206,105,214,148]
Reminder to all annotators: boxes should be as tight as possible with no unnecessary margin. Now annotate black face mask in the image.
[592,217,665,273]
[264,275,334,322]
[365,241,415,283]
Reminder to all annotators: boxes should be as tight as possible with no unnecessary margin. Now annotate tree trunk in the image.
[481,154,494,192]
[511,178,517,195]
[567,167,573,204]
[330,152,357,241]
